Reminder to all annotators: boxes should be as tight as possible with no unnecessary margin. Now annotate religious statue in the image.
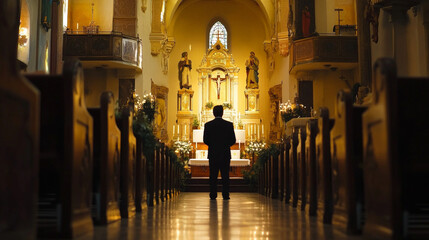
[302,6,311,37]
[178,52,192,89]
[245,52,259,89]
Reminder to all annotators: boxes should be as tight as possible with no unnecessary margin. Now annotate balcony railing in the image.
[63,31,142,71]
[290,35,358,72]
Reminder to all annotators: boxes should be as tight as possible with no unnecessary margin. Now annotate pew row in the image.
[26,60,94,238]
[362,58,429,239]
[117,110,136,218]
[0,1,40,238]
[330,90,366,234]
[88,92,121,225]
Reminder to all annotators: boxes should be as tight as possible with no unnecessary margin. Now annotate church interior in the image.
[1,0,429,239]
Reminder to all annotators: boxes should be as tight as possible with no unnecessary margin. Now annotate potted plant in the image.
[205,101,214,110]
[192,118,200,129]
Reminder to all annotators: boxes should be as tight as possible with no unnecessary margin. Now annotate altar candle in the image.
[257,125,260,140]
[177,124,180,137]
[262,124,265,138]
[77,23,79,30]
[184,125,187,138]
[173,125,175,138]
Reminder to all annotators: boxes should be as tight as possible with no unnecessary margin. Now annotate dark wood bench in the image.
[284,137,292,204]
[0,1,40,238]
[362,58,429,239]
[135,138,147,212]
[290,130,299,207]
[159,143,166,202]
[315,108,334,224]
[88,92,121,225]
[270,148,279,199]
[147,146,156,206]
[330,89,366,234]
[26,60,94,238]
[297,127,307,211]
[306,119,318,216]
[278,142,285,201]
[117,109,136,218]
[154,144,161,204]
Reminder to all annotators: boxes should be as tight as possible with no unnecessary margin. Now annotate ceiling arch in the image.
[166,0,273,39]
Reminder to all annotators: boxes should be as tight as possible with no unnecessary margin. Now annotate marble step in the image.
[184,177,254,192]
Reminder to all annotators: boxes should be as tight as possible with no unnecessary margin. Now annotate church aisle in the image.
[75,193,365,240]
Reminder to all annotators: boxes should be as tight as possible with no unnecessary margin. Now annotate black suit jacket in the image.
[203,118,236,165]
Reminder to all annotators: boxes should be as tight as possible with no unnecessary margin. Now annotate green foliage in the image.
[242,143,280,189]
[280,105,310,123]
[205,101,214,110]
[192,118,200,128]
[222,102,232,109]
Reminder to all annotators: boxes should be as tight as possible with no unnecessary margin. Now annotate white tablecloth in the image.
[189,158,250,166]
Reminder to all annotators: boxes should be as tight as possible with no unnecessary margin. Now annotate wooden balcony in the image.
[290,36,358,73]
[63,32,142,72]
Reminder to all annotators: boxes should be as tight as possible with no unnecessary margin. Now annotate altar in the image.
[189,129,250,177]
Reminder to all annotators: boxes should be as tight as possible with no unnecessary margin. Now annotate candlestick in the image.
[77,23,79,30]
[257,125,260,140]
[173,125,175,139]
[184,124,187,140]
[177,124,180,138]
[262,124,264,139]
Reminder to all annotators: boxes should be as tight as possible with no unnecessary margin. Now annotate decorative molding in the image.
[141,0,147,12]
[151,80,169,142]
[161,37,175,74]
[278,32,290,57]
[264,38,278,72]
[149,32,166,56]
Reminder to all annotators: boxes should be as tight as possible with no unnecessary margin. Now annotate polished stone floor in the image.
[78,193,365,240]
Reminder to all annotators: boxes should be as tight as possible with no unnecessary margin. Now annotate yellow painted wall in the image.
[83,69,119,108]
[315,0,356,34]
[69,0,114,31]
[166,0,271,141]
[371,9,428,77]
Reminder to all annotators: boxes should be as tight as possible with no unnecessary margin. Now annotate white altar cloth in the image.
[189,158,250,166]
[193,129,246,143]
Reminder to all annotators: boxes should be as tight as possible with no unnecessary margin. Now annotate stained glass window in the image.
[209,21,227,49]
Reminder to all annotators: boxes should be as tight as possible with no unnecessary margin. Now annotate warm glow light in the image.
[62,0,68,30]
[160,0,166,23]
[18,27,28,47]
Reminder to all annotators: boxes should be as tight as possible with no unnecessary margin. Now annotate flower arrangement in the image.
[205,101,214,110]
[279,100,310,123]
[245,140,267,155]
[134,93,156,123]
[192,118,200,129]
[222,102,232,109]
[173,140,193,156]
[242,143,280,190]
[237,119,243,129]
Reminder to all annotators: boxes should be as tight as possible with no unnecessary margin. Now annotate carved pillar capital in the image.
[161,37,175,74]
[264,38,278,72]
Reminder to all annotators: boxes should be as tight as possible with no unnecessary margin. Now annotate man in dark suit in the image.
[203,105,236,200]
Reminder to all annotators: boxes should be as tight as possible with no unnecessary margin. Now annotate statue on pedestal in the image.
[178,52,192,89]
[245,51,259,89]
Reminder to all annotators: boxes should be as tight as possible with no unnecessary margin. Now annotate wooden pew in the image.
[270,149,279,199]
[290,130,299,208]
[26,60,94,238]
[164,147,170,200]
[278,142,285,201]
[330,89,366,234]
[305,119,318,217]
[135,138,147,211]
[154,144,161,204]
[284,137,291,204]
[160,143,166,202]
[117,109,136,218]
[362,58,429,239]
[315,108,334,224]
[147,147,156,206]
[297,127,307,211]
[0,1,40,238]
[88,92,121,225]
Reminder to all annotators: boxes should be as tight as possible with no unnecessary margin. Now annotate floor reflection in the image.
[74,193,365,240]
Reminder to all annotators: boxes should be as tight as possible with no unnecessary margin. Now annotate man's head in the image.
[213,105,223,118]
[182,52,188,59]
[250,51,255,58]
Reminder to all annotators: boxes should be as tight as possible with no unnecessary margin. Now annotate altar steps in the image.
[184,177,254,192]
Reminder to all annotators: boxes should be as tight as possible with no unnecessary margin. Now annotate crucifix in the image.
[211,74,227,99]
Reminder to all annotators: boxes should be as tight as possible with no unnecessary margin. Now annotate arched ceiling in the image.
[166,0,273,38]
